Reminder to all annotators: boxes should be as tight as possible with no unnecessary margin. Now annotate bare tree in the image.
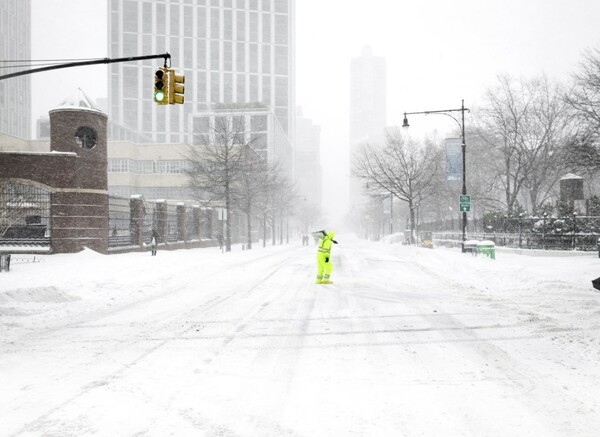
[563,47,600,173]
[565,47,600,129]
[476,74,572,215]
[186,113,248,252]
[231,147,273,250]
[352,128,441,241]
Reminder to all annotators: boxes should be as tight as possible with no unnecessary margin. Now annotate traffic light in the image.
[153,68,168,105]
[168,69,185,104]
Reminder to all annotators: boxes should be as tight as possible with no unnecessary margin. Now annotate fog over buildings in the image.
[4,0,600,225]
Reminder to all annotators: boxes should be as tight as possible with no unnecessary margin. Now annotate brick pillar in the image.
[130,195,145,247]
[192,206,201,240]
[177,203,186,242]
[205,208,213,238]
[156,200,167,244]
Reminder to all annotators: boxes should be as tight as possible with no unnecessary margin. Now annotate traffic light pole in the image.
[0,53,171,81]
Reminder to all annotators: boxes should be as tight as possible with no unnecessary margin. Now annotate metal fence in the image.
[142,200,158,245]
[0,181,51,249]
[108,195,133,247]
[166,203,178,243]
[426,215,600,251]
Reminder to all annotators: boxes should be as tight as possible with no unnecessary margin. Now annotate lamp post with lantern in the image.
[402,100,470,252]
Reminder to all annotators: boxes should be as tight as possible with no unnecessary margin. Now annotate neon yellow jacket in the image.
[317,231,335,260]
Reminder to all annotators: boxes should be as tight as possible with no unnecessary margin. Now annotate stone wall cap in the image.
[560,173,583,180]
[0,150,77,157]
[49,106,108,118]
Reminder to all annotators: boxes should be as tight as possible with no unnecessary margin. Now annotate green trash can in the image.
[476,240,496,259]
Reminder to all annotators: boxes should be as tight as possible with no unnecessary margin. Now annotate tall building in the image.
[350,45,386,143]
[107,0,295,153]
[295,107,321,208]
[0,0,31,139]
[349,46,386,215]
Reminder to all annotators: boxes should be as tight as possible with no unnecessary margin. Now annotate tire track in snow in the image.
[10,248,305,437]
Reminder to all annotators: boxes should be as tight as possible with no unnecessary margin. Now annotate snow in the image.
[1,238,599,436]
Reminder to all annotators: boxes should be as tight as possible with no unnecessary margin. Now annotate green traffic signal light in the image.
[154,68,168,105]
[154,89,165,102]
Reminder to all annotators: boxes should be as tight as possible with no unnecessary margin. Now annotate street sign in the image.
[459,195,471,212]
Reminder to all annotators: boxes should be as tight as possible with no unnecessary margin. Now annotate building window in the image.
[249,43,258,73]
[262,13,271,43]
[274,14,287,45]
[142,2,152,33]
[275,76,288,106]
[236,10,246,41]
[210,7,220,39]
[261,44,271,73]
[224,73,233,103]
[261,76,271,104]
[123,1,138,33]
[156,3,166,34]
[197,7,207,38]
[249,12,258,42]
[274,45,287,75]
[237,73,246,102]
[224,41,233,71]
[211,72,220,102]
[170,4,179,35]
[224,9,233,40]
[251,114,267,131]
[274,0,287,13]
[250,75,259,102]
[236,42,245,72]
[108,159,129,172]
[197,39,207,70]
[211,40,220,70]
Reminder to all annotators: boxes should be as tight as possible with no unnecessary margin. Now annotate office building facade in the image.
[0,0,31,139]
[107,0,295,150]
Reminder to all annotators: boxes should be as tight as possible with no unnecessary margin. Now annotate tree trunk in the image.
[246,208,252,250]
[225,180,232,252]
[262,214,266,247]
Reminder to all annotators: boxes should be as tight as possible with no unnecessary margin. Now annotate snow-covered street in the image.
[1,238,600,436]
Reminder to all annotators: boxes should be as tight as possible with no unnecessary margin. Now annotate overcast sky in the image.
[31,0,600,218]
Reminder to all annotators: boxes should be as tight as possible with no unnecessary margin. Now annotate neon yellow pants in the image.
[316,254,332,281]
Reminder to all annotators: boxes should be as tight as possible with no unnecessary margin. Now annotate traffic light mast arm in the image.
[0,53,171,81]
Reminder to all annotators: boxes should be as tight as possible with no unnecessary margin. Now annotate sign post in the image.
[459,195,471,212]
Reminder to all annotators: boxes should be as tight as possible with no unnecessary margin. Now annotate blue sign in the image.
[445,138,462,181]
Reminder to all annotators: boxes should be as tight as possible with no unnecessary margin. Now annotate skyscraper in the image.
[295,107,321,207]
[349,46,386,212]
[350,45,386,144]
[107,0,295,149]
[0,0,31,139]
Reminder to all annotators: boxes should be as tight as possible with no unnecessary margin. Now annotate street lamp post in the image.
[402,99,470,252]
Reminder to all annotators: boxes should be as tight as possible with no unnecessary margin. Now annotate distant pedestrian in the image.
[217,233,224,250]
[150,230,158,256]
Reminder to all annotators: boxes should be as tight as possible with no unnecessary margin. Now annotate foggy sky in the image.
[30,0,600,220]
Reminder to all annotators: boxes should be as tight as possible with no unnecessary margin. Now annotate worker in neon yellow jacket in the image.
[314,230,338,284]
